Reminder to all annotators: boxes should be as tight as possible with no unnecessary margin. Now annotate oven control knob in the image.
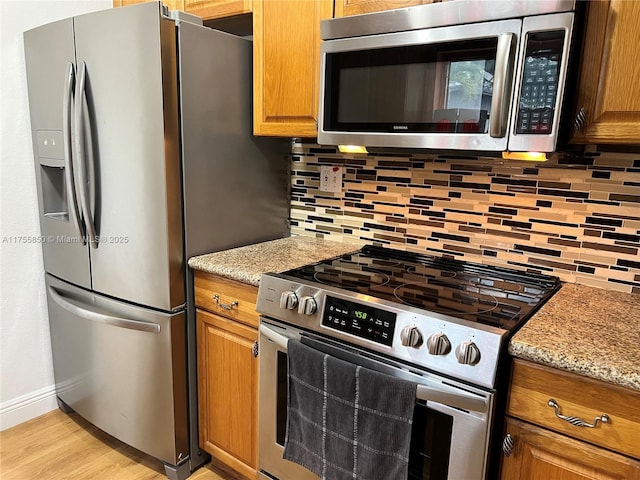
[298,296,317,315]
[400,326,423,348]
[455,341,481,366]
[426,333,451,356]
[279,291,298,310]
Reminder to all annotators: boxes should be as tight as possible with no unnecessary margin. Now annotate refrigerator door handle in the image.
[48,285,162,334]
[73,60,98,249]
[63,62,86,244]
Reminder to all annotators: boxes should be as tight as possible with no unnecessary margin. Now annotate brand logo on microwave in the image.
[392,125,409,130]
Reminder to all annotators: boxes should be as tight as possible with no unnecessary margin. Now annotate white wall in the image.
[0,0,111,431]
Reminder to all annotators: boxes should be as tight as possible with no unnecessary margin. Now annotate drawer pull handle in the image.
[212,294,239,311]
[547,399,610,428]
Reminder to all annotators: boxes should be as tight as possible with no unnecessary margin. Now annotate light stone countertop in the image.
[188,236,363,286]
[509,282,640,391]
[191,239,639,392]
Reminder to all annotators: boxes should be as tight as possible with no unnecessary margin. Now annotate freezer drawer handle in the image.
[48,286,161,334]
[212,294,238,311]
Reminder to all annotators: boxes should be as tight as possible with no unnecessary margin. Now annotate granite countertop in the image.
[192,239,639,391]
[188,236,362,286]
[509,282,640,392]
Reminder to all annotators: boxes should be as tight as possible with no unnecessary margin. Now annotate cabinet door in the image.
[572,0,640,144]
[253,0,333,137]
[185,0,251,20]
[335,0,435,17]
[197,309,258,479]
[501,417,640,480]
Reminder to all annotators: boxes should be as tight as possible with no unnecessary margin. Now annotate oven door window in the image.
[276,351,288,445]
[409,402,453,480]
[274,352,453,480]
[323,38,499,134]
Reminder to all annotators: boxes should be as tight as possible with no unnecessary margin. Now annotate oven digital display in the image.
[322,296,397,346]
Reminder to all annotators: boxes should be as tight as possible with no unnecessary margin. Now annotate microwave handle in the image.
[490,33,516,138]
[259,323,488,414]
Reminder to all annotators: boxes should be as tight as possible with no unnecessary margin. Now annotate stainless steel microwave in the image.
[318,0,577,153]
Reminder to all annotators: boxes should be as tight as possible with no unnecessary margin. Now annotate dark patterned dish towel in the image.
[283,339,417,480]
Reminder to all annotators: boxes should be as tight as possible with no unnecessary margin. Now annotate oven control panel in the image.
[322,296,396,347]
[255,273,507,389]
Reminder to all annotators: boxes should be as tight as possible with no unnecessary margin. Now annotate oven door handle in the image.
[259,324,489,414]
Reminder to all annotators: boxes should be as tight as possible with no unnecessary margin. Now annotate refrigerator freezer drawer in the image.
[45,274,188,465]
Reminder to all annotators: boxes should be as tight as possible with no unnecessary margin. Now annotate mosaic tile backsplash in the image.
[290,143,640,294]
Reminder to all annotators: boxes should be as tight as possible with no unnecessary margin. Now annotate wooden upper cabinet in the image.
[335,0,436,17]
[253,0,333,137]
[113,0,186,10]
[184,0,251,20]
[113,0,250,21]
[571,0,640,144]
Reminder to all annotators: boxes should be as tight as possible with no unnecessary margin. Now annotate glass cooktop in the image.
[283,245,561,331]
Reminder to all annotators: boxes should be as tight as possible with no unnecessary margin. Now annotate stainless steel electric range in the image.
[256,245,561,480]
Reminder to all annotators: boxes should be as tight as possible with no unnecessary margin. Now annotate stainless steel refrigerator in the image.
[23,3,289,479]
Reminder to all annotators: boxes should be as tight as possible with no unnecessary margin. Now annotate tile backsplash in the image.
[290,142,640,293]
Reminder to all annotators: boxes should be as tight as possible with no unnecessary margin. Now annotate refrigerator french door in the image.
[24,3,290,479]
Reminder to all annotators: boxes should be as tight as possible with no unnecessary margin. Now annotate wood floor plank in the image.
[0,410,240,480]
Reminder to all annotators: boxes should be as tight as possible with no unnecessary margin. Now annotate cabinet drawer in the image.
[507,359,640,459]
[194,271,259,327]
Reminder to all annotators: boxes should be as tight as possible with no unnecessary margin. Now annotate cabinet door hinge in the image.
[252,341,259,357]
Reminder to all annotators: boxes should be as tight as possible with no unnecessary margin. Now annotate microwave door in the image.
[318,19,521,151]
[507,12,574,153]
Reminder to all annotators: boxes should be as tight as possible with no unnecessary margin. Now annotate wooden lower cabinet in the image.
[501,417,640,480]
[501,359,640,480]
[195,271,260,479]
[197,308,258,479]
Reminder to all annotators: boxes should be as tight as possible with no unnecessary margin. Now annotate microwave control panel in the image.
[516,30,565,135]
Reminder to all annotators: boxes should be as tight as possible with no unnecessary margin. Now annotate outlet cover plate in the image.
[320,165,342,193]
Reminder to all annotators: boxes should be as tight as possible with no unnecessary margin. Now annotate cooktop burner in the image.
[283,245,561,331]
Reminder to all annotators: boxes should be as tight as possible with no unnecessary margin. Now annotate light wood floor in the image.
[0,409,244,480]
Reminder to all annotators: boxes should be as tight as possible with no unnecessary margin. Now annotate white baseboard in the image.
[0,385,58,431]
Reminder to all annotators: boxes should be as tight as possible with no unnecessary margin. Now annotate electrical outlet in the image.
[320,166,342,193]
